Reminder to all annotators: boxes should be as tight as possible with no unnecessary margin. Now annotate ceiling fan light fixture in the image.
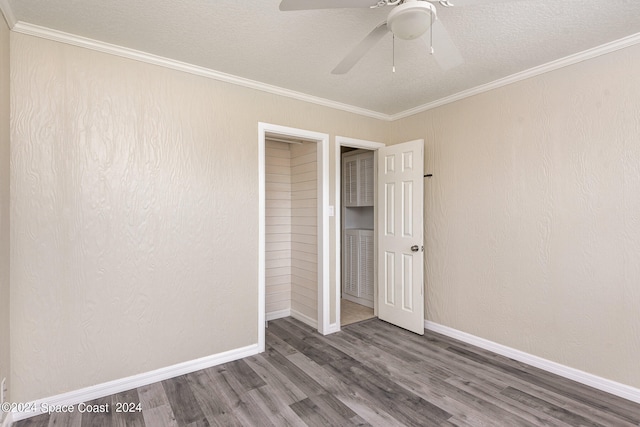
[387,1,436,40]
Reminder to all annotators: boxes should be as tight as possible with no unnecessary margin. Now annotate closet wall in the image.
[265,140,318,324]
[290,142,318,323]
[265,140,292,316]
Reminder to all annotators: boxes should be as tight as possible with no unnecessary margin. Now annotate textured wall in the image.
[265,140,292,315]
[391,43,640,388]
[290,141,318,321]
[10,33,388,402]
[0,13,10,408]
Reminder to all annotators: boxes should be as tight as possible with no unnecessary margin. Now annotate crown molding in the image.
[0,0,16,29]
[11,21,390,121]
[9,21,640,122]
[390,31,640,121]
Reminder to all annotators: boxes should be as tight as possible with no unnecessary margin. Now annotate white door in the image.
[377,139,424,335]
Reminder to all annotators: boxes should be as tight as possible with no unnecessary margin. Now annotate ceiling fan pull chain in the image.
[392,34,396,73]
[430,11,435,55]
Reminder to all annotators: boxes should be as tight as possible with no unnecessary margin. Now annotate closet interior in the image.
[341,147,376,326]
[265,138,318,326]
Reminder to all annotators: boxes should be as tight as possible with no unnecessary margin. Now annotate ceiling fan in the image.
[279,0,472,74]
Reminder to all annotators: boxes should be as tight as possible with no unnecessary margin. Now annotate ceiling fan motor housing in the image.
[387,1,437,40]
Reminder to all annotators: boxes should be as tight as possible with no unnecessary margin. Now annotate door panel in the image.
[384,183,395,235]
[377,139,424,335]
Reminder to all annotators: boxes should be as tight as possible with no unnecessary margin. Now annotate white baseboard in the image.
[425,320,640,404]
[269,309,338,334]
[324,322,341,334]
[266,308,291,322]
[291,309,318,329]
[12,343,260,422]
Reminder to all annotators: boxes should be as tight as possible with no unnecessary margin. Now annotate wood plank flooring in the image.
[15,317,640,426]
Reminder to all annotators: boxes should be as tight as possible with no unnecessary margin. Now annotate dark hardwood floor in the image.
[15,317,640,426]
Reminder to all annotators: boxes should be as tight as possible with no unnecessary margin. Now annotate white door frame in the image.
[334,136,385,330]
[258,122,330,352]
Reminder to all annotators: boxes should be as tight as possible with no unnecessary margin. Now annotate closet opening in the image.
[258,123,332,352]
[335,137,385,328]
[340,147,376,326]
[265,136,318,326]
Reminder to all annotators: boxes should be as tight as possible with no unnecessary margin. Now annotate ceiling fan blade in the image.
[332,22,389,75]
[423,19,463,70]
[426,0,518,6]
[280,0,378,11]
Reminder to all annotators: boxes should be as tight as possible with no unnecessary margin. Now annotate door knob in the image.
[411,245,419,252]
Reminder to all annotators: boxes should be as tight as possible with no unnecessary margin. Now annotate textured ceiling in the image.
[5,0,640,116]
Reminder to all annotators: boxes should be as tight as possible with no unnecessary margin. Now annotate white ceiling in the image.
[4,0,640,117]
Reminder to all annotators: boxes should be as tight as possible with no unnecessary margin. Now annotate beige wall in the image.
[0,13,10,407]
[391,43,640,388]
[9,33,388,402]
[265,140,292,315]
[290,141,318,321]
